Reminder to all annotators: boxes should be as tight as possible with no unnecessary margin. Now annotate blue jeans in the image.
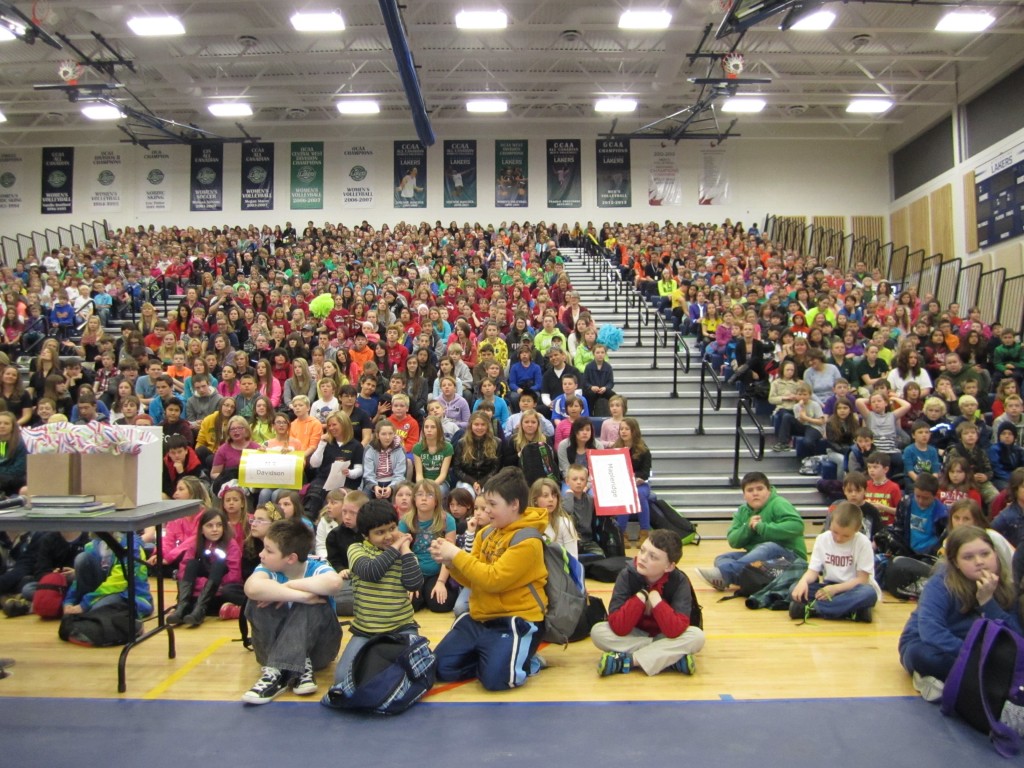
[794,581,877,618]
[899,637,958,680]
[714,542,799,586]
[434,613,543,691]
[617,482,651,533]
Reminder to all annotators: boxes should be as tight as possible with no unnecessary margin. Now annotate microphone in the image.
[0,495,28,511]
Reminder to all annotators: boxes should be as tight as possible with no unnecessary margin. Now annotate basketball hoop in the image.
[58,60,85,86]
[31,0,52,26]
[722,53,745,79]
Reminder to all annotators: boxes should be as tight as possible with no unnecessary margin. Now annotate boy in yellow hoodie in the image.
[429,467,548,690]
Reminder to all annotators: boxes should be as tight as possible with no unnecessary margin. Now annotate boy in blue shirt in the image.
[880,474,948,599]
[49,291,76,340]
[242,518,342,704]
[902,420,941,492]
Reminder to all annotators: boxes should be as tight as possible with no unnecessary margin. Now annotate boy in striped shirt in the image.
[331,500,424,685]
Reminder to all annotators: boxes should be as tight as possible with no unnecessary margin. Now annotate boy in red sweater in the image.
[865,452,902,527]
[592,529,705,676]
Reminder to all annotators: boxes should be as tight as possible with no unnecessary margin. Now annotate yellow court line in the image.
[142,637,231,699]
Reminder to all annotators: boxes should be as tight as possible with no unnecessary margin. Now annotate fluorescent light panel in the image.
[466,98,507,113]
[0,25,20,41]
[337,100,380,115]
[618,10,672,30]
[208,103,253,117]
[127,16,185,36]
[789,10,835,30]
[935,11,995,33]
[0,109,6,123]
[721,97,765,113]
[290,11,345,31]
[82,105,124,120]
[455,10,508,30]
[595,98,637,113]
[846,98,893,113]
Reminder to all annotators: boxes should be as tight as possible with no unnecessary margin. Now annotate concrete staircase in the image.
[562,248,827,538]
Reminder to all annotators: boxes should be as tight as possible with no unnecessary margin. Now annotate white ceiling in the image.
[0,0,1022,149]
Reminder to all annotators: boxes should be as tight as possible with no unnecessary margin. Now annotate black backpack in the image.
[649,497,700,546]
[58,603,139,647]
[323,633,436,715]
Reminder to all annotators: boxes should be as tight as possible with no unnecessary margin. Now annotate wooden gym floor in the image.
[0,539,919,703]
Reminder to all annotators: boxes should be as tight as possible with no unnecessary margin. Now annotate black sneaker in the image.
[851,606,873,623]
[291,658,317,695]
[241,667,289,704]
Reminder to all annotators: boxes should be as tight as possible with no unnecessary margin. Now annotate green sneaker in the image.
[671,655,696,675]
[597,651,632,676]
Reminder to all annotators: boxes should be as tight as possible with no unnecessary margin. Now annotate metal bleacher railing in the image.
[762,214,1024,331]
[0,221,110,267]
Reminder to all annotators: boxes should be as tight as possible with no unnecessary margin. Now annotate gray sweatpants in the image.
[591,622,705,676]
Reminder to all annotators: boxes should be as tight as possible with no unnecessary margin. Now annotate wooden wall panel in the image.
[963,171,979,253]
[929,184,954,260]
[908,196,931,255]
[890,207,909,253]
[852,216,885,244]
[812,216,845,233]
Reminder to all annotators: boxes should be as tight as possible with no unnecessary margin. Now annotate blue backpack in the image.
[322,633,436,716]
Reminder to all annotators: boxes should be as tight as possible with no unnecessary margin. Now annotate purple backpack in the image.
[941,618,1024,757]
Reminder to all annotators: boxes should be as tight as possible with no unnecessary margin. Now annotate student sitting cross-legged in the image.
[428,467,548,691]
[788,502,880,622]
[592,529,705,677]
[697,471,807,592]
[241,518,342,705]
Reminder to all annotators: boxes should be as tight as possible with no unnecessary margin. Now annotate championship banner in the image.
[341,143,375,209]
[41,147,73,214]
[138,147,175,212]
[83,148,123,213]
[0,150,26,213]
[290,141,324,210]
[394,140,426,208]
[699,148,729,205]
[495,139,528,207]
[190,143,223,212]
[648,146,681,206]
[443,140,477,208]
[596,138,631,208]
[587,448,641,517]
[241,142,274,211]
[546,139,581,208]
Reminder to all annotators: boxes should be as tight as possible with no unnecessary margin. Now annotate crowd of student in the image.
[0,216,1022,706]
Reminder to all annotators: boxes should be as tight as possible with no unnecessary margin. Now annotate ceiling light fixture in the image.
[0,26,20,42]
[846,98,893,113]
[935,11,995,33]
[618,10,672,30]
[337,100,380,115]
[208,103,253,117]
[788,10,836,31]
[466,98,508,113]
[127,16,185,36]
[595,98,637,113]
[721,97,766,113]
[290,11,346,32]
[81,105,125,120]
[455,10,508,30]
[0,109,6,122]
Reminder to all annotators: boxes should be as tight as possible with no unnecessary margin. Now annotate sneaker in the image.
[788,600,804,620]
[912,671,944,703]
[850,606,873,623]
[528,654,548,676]
[697,567,728,592]
[2,598,31,618]
[219,603,241,621]
[597,651,632,676]
[771,442,788,453]
[671,655,696,675]
[291,658,318,696]
[241,667,289,704]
